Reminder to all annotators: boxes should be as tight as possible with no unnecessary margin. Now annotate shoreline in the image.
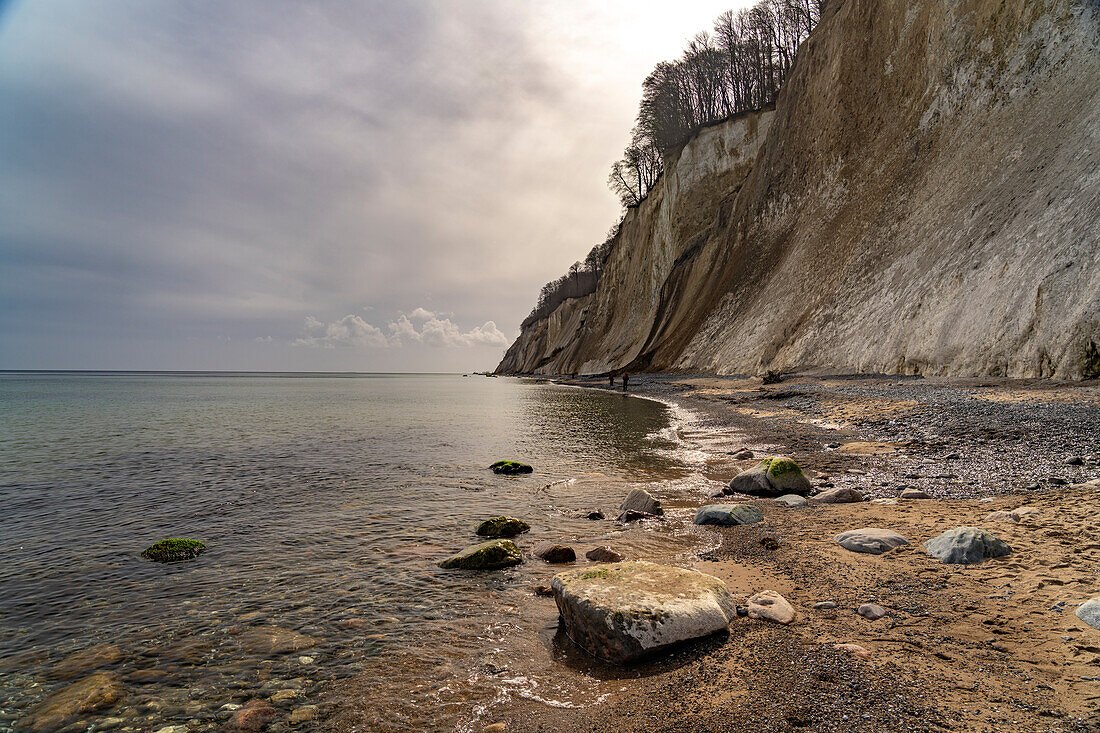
[490,372,1100,732]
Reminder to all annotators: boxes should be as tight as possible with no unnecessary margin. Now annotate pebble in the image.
[288,705,318,724]
[833,643,872,659]
[297,657,314,665]
[1065,456,1084,465]
[152,727,188,733]
[98,719,124,731]
[1048,477,1067,485]
[484,724,507,733]
[857,603,887,621]
[899,489,932,499]
[746,590,796,624]
[813,601,837,610]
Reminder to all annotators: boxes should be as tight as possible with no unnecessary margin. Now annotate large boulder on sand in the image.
[475,516,530,537]
[923,527,1011,564]
[835,528,910,554]
[811,487,864,504]
[619,488,662,516]
[551,561,736,663]
[746,590,796,624]
[727,457,812,497]
[693,504,764,526]
[1076,597,1100,630]
[439,539,523,570]
[774,494,808,507]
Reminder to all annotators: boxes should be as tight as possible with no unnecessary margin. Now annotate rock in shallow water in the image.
[226,699,276,732]
[237,626,317,656]
[835,528,910,555]
[618,488,663,516]
[551,561,736,664]
[141,538,206,562]
[533,542,576,563]
[727,457,812,497]
[474,516,530,538]
[923,527,1011,564]
[693,504,764,526]
[439,539,523,570]
[15,672,125,732]
[585,546,624,563]
[489,461,533,475]
[1077,597,1100,630]
[746,590,795,624]
[48,643,124,679]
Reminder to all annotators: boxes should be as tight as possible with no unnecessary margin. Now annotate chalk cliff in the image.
[497,0,1100,379]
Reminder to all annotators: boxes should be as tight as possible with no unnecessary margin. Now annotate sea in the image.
[0,372,733,732]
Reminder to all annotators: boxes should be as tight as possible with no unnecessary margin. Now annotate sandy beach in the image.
[491,373,1100,733]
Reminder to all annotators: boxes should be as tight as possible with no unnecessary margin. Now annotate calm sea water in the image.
[0,373,729,732]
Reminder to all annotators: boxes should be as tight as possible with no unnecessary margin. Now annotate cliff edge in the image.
[497,0,1100,379]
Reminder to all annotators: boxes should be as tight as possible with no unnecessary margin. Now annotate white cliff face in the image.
[499,0,1100,380]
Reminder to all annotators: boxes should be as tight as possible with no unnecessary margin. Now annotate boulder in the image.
[617,510,658,522]
[985,511,1019,523]
[727,457,812,497]
[490,460,533,475]
[141,538,206,562]
[774,494,808,507]
[810,487,865,504]
[475,516,530,538]
[1012,506,1040,518]
[585,511,605,520]
[226,699,276,732]
[857,603,887,620]
[533,543,576,563]
[746,590,795,624]
[585,546,624,563]
[899,489,932,499]
[870,498,898,506]
[619,488,662,516]
[923,527,1012,564]
[439,539,523,570]
[834,528,910,555]
[15,672,125,732]
[551,561,736,663]
[732,449,754,459]
[1076,597,1100,630]
[49,643,124,679]
[693,504,764,526]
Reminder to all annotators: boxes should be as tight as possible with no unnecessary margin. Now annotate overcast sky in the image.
[0,0,745,372]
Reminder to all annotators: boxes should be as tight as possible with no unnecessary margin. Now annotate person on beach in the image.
[609,374,615,387]
[622,373,629,391]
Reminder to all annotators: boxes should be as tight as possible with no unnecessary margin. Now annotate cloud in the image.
[293,314,389,348]
[408,307,435,320]
[294,312,508,349]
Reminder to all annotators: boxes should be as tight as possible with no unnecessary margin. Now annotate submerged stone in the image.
[585,546,624,563]
[728,457,812,497]
[551,561,736,663]
[15,672,125,732]
[490,461,533,475]
[439,539,523,570]
[140,538,206,562]
[533,542,576,563]
[475,516,530,538]
[693,504,764,526]
[923,527,1012,564]
[619,488,663,516]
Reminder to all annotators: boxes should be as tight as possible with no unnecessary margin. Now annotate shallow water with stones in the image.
[0,372,731,732]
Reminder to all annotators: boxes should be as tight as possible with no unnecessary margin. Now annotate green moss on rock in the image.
[475,516,530,537]
[490,460,533,475]
[439,539,523,570]
[141,538,206,562]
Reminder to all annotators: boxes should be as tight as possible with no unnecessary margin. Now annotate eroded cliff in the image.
[497,0,1100,379]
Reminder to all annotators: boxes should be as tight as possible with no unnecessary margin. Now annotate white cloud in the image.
[294,312,508,349]
[408,307,435,320]
[293,314,389,348]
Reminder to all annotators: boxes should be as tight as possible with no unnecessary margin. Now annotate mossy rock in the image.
[439,539,523,570]
[728,456,812,497]
[475,516,530,538]
[490,460,533,475]
[141,538,207,563]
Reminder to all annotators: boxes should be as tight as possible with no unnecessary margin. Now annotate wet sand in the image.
[488,373,1100,733]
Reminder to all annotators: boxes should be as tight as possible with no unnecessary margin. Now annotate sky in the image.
[0,0,747,372]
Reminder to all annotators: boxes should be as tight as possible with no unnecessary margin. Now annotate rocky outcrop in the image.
[551,561,737,663]
[498,0,1100,380]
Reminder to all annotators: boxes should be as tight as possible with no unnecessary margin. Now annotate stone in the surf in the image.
[727,457,812,497]
[835,528,910,555]
[585,546,624,563]
[533,542,576,563]
[489,461,533,475]
[693,504,764,526]
[237,626,317,656]
[923,527,1012,564]
[618,488,662,516]
[746,590,795,624]
[1076,597,1100,630]
[810,487,865,504]
[14,672,125,732]
[226,699,276,732]
[438,539,523,570]
[48,643,124,680]
[774,494,808,507]
[550,561,736,663]
[140,538,206,562]
[474,516,530,538]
